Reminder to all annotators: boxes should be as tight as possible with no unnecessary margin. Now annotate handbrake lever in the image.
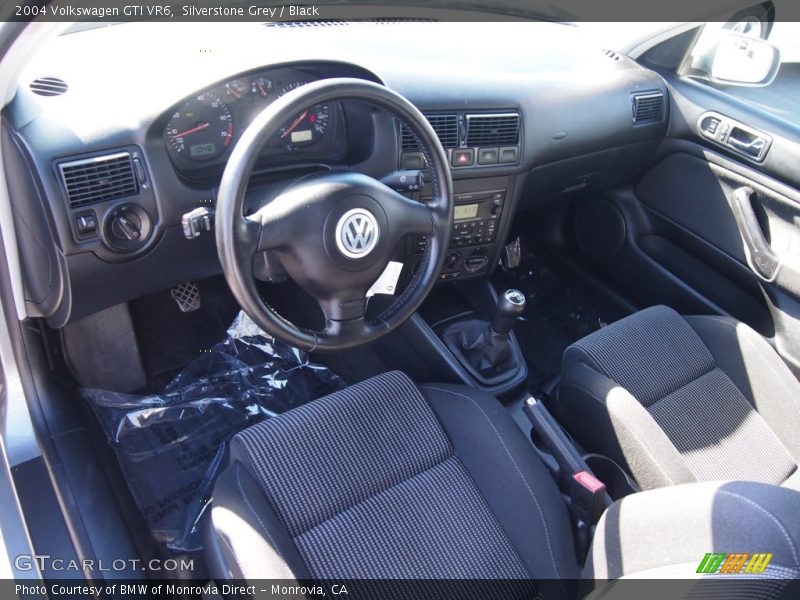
[523,395,608,560]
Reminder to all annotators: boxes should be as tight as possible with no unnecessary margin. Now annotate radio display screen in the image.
[454,203,479,221]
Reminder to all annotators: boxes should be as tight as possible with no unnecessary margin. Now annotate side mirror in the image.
[710,31,780,86]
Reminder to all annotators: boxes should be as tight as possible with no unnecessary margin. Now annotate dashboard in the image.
[4,22,669,327]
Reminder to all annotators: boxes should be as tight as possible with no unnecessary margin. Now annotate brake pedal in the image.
[170,282,201,313]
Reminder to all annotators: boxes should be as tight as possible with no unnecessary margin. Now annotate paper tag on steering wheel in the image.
[366,261,404,298]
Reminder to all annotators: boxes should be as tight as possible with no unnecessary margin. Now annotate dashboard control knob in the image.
[104,203,152,252]
[112,213,141,240]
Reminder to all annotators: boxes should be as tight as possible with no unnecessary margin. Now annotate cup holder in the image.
[584,453,640,500]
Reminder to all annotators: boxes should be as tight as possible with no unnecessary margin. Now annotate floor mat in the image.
[494,243,633,391]
[129,276,242,391]
[82,311,345,553]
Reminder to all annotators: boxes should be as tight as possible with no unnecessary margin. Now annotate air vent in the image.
[400,122,418,152]
[30,77,68,97]
[59,152,138,208]
[263,20,348,28]
[400,114,459,151]
[632,92,665,124]
[602,49,621,61]
[370,18,436,23]
[466,113,520,146]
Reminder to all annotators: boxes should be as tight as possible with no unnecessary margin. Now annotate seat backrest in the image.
[560,305,799,489]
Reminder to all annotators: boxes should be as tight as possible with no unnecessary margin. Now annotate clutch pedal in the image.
[170,282,201,313]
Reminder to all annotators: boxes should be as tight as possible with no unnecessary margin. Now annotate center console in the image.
[386,280,528,398]
[400,174,516,283]
[414,188,506,280]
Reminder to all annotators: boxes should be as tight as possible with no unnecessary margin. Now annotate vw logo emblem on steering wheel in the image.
[335,208,380,258]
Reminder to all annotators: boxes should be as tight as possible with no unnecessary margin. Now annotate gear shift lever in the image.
[492,289,526,336]
[439,288,526,383]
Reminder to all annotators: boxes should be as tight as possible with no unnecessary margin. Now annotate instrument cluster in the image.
[162,68,344,174]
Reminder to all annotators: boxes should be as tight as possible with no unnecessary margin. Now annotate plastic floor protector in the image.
[82,311,345,552]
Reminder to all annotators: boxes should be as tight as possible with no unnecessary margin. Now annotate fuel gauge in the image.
[224,78,249,100]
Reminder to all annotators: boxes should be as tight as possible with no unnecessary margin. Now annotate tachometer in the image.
[277,82,330,149]
[278,104,330,148]
[165,92,234,161]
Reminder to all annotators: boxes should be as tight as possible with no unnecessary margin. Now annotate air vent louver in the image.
[602,49,621,61]
[400,114,459,151]
[371,18,437,23]
[466,113,520,146]
[30,77,68,96]
[263,20,347,28]
[632,92,665,124]
[59,152,138,208]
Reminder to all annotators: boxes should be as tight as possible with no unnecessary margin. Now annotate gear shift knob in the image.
[492,289,526,336]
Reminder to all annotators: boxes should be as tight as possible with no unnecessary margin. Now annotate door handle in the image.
[730,186,780,281]
[698,112,772,162]
[728,134,767,158]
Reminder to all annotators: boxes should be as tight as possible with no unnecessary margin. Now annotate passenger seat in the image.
[558,305,800,491]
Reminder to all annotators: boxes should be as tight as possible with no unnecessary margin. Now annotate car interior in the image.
[2,9,800,598]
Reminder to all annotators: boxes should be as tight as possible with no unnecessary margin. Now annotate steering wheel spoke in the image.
[246,190,298,252]
[236,215,265,252]
[386,189,435,237]
[317,289,369,324]
[321,315,370,342]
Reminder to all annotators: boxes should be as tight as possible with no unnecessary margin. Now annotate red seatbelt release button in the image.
[571,470,606,524]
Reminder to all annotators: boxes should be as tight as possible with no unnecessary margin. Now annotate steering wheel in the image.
[216,78,453,352]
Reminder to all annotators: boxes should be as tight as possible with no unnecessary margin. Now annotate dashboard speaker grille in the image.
[466,113,519,146]
[30,77,68,96]
[59,152,139,208]
[400,114,459,151]
[632,92,665,124]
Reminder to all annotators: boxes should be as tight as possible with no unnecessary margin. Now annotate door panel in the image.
[636,152,751,262]
[582,72,800,372]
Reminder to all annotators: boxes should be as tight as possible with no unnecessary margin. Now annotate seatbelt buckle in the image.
[570,470,606,526]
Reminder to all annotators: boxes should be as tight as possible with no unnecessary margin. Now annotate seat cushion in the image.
[207,371,578,597]
[585,481,800,581]
[559,306,800,490]
[235,371,453,539]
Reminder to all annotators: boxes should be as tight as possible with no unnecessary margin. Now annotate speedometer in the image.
[277,81,330,149]
[165,92,234,161]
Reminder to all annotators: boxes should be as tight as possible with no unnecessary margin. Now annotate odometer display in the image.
[189,143,217,158]
[165,92,233,161]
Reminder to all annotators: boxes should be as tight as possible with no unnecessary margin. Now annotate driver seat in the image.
[205,371,800,596]
[205,371,577,597]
